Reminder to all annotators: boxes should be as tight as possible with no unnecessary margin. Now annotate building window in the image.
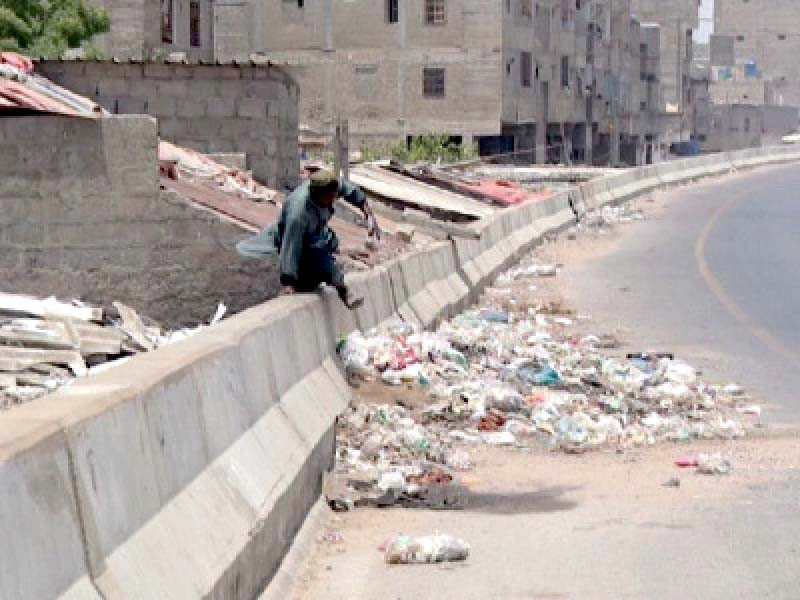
[736,35,744,42]
[387,0,399,23]
[520,51,532,87]
[640,43,647,80]
[425,0,446,25]
[520,0,532,19]
[161,0,173,44]
[423,67,445,97]
[778,34,787,41]
[190,1,201,47]
[560,55,569,88]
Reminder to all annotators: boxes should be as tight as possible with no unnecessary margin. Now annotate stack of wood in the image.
[0,293,167,409]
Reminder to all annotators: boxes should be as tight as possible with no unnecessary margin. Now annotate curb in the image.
[258,497,330,600]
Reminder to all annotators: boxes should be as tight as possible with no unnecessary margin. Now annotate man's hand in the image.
[335,283,349,304]
[363,205,382,241]
[335,283,364,310]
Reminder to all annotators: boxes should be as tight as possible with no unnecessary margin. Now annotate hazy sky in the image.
[694,0,714,44]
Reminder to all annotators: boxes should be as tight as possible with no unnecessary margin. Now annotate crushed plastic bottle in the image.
[383,534,470,564]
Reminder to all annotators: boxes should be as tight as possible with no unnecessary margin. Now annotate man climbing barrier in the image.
[237,169,380,309]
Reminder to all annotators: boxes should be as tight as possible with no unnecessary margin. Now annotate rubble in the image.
[333,251,757,509]
[0,292,225,408]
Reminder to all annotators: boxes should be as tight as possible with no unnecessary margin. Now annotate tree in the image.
[0,0,110,58]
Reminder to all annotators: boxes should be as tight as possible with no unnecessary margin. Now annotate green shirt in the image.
[236,179,367,287]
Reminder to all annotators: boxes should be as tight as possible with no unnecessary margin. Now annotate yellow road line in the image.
[694,189,800,367]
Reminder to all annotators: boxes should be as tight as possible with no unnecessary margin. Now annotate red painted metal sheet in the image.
[454,179,551,206]
[0,78,83,116]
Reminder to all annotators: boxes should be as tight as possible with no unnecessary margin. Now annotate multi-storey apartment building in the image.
[89,0,666,165]
[712,0,800,108]
[631,0,698,145]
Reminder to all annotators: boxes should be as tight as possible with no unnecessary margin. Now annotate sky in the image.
[694,0,715,44]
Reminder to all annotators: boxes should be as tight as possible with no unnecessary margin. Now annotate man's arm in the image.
[338,180,381,239]
[338,180,367,210]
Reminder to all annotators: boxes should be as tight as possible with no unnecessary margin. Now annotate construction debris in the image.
[0,292,225,408]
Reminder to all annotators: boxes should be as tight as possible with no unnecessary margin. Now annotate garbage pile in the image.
[581,203,646,230]
[333,253,756,506]
[0,292,224,408]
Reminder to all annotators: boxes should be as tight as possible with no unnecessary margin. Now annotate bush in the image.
[0,0,110,58]
[361,134,477,165]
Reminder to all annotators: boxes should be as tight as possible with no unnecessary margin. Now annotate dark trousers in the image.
[293,246,337,293]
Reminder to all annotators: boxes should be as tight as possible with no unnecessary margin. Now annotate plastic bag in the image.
[384,534,470,564]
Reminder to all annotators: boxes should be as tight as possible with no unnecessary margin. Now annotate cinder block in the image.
[237,97,268,120]
[181,99,207,118]
[144,97,177,117]
[143,63,175,80]
[157,80,190,97]
[5,222,46,246]
[127,78,159,97]
[97,78,131,97]
[206,97,237,117]
[116,96,147,114]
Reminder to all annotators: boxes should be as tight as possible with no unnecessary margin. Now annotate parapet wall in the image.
[0,115,282,327]
[37,60,300,189]
[3,144,800,599]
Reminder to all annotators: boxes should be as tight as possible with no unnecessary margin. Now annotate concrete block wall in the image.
[36,60,300,190]
[0,115,282,327]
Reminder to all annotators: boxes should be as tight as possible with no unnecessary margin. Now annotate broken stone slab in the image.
[0,292,102,322]
[113,301,155,352]
[0,347,87,376]
[0,373,16,389]
[71,320,124,356]
[0,319,77,350]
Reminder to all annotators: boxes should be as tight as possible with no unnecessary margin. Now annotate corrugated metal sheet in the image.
[0,52,103,117]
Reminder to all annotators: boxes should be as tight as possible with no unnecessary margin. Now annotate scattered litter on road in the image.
[319,532,345,545]
[696,453,732,475]
[662,477,681,488]
[675,456,699,468]
[382,533,470,565]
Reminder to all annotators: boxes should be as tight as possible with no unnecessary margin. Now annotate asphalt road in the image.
[564,163,800,424]
[276,166,800,600]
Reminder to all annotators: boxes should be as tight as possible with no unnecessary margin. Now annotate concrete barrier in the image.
[604,165,663,203]
[729,145,800,169]
[0,294,350,600]
[657,153,733,186]
[4,146,800,600]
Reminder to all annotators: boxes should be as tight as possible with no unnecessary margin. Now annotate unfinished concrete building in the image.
[712,0,800,108]
[244,0,664,165]
[631,0,699,145]
[87,0,669,166]
[87,0,251,62]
